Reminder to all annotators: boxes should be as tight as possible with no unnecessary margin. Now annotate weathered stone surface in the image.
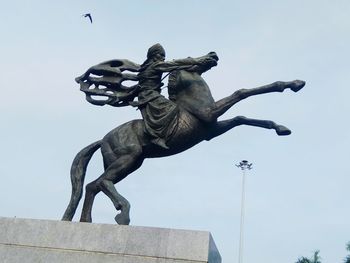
[0,217,221,263]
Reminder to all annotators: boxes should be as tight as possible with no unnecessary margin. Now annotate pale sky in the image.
[1,1,350,262]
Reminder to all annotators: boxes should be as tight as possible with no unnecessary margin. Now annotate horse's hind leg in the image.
[80,173,129,224]
[80,178,101,222]
[206,116,291,140]
[98,150,144,225]
[80,145,144,224]
[206,80,305,121]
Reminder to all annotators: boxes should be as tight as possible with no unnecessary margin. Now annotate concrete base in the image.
[0,217,221,263]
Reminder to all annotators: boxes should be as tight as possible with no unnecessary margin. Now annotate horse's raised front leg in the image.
[206,116,291,140]
[208,80,305,120]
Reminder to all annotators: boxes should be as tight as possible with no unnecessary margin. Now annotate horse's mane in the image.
[167,65,203,102]
[167,70,180,102]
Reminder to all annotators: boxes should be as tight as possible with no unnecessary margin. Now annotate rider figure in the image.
[136,43,199,149]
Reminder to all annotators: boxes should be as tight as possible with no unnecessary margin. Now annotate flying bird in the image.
[82,13,93,23]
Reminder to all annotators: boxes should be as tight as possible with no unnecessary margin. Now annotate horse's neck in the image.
[170,70,216,112]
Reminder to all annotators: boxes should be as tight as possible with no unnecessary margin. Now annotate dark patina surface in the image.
[62,44,305,224]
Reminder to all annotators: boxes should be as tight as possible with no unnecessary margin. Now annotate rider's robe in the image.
[136,58,197,146]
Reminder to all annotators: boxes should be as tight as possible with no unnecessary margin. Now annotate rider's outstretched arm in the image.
[154,57,199,72]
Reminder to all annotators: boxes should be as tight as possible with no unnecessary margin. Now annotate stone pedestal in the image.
[0,217,221,263]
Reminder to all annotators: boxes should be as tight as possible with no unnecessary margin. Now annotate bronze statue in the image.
[62,44,305,224]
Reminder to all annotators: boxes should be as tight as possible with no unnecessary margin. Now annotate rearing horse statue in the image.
[62,52,305,224]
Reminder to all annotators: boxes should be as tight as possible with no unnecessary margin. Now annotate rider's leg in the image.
[206,116,291,140]
[204,80,305,121]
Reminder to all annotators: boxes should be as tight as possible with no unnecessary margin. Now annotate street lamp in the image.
[236,160,253,263]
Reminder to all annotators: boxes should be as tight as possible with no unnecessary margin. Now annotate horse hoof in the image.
[115,213,130,225]
[290,80,305,92]
[276,125,291,136]
[80,217,92,223]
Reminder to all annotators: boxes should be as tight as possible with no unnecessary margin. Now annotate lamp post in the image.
[236,160,252,263]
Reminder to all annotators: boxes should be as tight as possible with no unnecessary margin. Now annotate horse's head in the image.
[168,52,219,107]
[168,52,219,93]
[191,52,219,74]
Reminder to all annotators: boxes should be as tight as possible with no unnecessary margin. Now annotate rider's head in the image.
[147,43,166,61]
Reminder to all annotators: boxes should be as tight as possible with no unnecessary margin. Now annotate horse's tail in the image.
[61,140,102,221]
